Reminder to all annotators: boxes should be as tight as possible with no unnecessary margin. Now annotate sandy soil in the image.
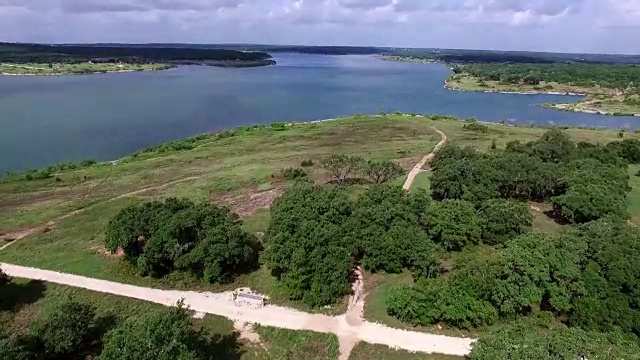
[1,263,475,357]
[402,128,447,191]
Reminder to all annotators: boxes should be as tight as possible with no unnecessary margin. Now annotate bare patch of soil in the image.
[0,221,56,247]
[233,320,264,344]
[91,245,124,258]
[216,187,282,218]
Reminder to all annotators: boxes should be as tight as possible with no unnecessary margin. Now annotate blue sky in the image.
[0,0,638,54]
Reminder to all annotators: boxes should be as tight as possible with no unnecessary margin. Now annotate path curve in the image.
[402,128,447,191]
[1,263,474,357]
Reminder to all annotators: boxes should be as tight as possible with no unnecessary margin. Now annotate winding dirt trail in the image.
[402,128,447,191]
[1,263,475,357]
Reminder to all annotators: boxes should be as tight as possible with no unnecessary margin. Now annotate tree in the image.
[387,277,497,330]
[321,154,364,184]
[531,128,576,163]
[478,199,532,245]
[489,233,586,317]
[363,160,404,184]
[99,304,208,360]
[469,320,640,360]
[552,184,628,223]
[423,200,481,251]
[263,184,353,307]
[32,299,96,356]
[523,74,540,85]
[104,198,258,283]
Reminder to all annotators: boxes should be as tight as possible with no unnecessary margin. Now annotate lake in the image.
[0,53,637,173]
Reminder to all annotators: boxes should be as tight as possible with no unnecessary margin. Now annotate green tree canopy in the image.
[99,304,208,360]
[423,200,481,251]
[32,299,97,356]
[263,184,354,307]
[478,199,532,245]
[104,198,258,283]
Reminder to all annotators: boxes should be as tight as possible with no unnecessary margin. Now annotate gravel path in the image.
[1,263,474,357]
[402,128,448,191]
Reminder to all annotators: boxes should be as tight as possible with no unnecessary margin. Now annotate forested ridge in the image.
[0,42,273,65]
[456,63,640,90]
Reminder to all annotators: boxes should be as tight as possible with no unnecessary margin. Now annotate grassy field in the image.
[0,278,339,360]
[1,114,638,312]
[349,342,463,360]
[447,73,640,116]
[0,62,171,75]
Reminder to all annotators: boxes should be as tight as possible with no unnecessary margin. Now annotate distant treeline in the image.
[457,63,640,89]
[386,49,640,65]
[0,42,273,64]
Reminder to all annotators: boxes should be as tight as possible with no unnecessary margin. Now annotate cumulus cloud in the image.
[0,0,637,53]
[598,0,640,28]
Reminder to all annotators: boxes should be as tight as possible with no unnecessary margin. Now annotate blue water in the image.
[0,53,637,173]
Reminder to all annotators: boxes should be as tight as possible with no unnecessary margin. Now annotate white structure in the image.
[232,288,266,308]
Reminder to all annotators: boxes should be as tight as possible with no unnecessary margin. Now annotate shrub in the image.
[300,159,314,167]
[32,299,96,356]
[280,167,308,181]
[320,154,364,184]
[463,121,489,133]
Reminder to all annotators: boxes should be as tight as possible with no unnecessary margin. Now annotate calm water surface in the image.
[0,53,637,173]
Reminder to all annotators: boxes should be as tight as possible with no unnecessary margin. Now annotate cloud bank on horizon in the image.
[0,0,638,54]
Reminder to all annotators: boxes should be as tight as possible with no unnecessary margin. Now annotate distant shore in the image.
[444,74,640,117]
[0,59,276,76]
[377,55,437,64]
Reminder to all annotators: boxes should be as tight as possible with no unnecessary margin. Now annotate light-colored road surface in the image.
[1,263,474,357]
[402,128,448,191]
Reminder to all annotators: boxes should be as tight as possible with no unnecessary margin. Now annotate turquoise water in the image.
[0,53,637,173]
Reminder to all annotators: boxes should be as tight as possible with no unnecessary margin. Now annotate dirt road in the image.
[402,128,448,191]
[1,263,474,357]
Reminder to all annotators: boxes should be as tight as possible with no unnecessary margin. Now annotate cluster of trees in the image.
[104,198,258,283]
[0,286,221,360]
[388,217,640,337]
[459,63,640,89]
[431,129,638,224]
[321,154,404,184]
[262,184,532,307]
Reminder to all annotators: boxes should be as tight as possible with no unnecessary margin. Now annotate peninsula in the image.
[0,42,275,75]
[446,63,640,116]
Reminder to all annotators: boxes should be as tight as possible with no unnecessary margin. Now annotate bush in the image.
[300,159,314,167]
[104,198,258,283]
[462,121,489,133]
[99,304,209,360]
[280,167,308,181]
[32,299,96,356]
[387,278,497,330]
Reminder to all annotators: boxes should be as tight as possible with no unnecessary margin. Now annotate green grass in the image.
[349,342,463,360]
[253,326,340,360]
[410,172,431,193]
[0,62,171,75]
